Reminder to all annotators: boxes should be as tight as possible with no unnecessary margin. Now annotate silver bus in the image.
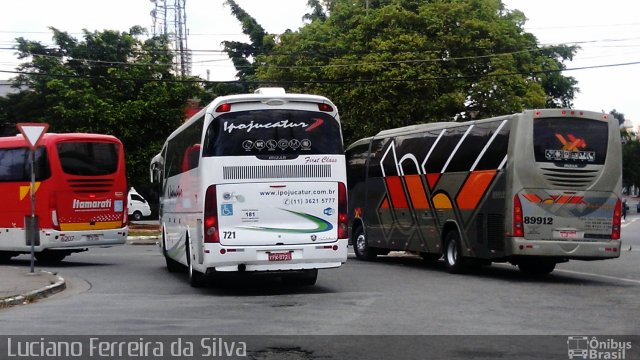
[346,109,622,275]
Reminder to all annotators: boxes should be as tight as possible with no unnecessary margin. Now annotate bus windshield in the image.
[533,117,608,166]
[202,109,343,157]
[57,141,120,176]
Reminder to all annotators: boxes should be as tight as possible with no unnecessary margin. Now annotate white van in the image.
[128,187,151,221]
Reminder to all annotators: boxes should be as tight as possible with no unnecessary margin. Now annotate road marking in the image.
[622,217,638,228]
[554,268,640,285]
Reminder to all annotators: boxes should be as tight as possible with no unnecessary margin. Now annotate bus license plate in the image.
[85,234,101,242]
[268,252,292,261]
[558,230,577,239]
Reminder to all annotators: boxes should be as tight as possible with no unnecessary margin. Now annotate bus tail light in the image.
[318,103,333,112]
[204,185,220,243]
[612,198,621,240]
[513,195,524,237]
[338,182,348,239]
[215,103,231,113]
[49,192,60,231]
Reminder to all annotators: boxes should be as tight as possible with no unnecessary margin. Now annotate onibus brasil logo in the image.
[567,336,632,359]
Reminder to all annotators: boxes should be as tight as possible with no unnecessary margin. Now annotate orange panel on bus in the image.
[404,174,429,209]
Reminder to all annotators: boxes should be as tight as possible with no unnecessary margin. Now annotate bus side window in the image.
[182,144,201,172]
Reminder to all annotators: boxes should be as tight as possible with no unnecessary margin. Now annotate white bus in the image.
[151,88,348,286]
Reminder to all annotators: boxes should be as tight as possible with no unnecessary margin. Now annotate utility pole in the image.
[150,0,191,76]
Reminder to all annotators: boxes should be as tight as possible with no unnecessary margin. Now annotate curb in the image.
[126,236,159,246]
[0,271,66,307]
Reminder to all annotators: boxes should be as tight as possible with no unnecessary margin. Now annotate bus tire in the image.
[0,251,14,263]
[35,250,68,263]
[283,269,318,286]
[443,231,466,274]
[518,259,556,276]
[186,237,205,287]
[162,233,182,273]
[353,226,377,261]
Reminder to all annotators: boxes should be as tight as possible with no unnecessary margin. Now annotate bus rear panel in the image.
[507,110,621,261]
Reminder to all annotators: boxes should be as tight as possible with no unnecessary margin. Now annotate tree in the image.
[0,26,202,189]
[622,135,640,194]
[225,0,578,144]
[222,0,276,86]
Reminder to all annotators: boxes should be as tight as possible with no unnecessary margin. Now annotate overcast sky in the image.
[1,0,639,126]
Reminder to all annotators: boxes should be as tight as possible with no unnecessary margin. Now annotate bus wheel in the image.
[443,231,466,274]
[35,250,68,264]
[186,238,205,287]
[283,269,318,286]
[353,227,377,261]
[162,234,182,273]
[0,251,14,263]
[518,259,556,276]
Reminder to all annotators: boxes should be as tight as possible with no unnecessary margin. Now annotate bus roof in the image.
[0,133,122,148]
[208,90,336,110]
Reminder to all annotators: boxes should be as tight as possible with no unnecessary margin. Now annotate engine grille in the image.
[66,179,114,193]
[223,164,332,180]
[540,167,599,189]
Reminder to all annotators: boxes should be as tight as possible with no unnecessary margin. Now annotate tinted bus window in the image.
[0,147,50,181]
[203,110,343,157]
[57,142,119,176]
[533,118,608,165]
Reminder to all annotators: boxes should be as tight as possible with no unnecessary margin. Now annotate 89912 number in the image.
[523,216,553,225]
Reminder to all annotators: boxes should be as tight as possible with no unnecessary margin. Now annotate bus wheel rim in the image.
[447,240,457,265]
[356,234,366,253]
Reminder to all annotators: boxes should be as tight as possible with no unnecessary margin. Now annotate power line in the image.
[1,60,639,85]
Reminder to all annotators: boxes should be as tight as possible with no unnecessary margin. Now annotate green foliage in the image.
[1,27,202,189]
[226,0,578,145]
[622,135,640,192]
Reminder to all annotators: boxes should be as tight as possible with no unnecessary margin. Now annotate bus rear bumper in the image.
[201,239,348,273]
[39,228,128,250]
[505,237,621,260]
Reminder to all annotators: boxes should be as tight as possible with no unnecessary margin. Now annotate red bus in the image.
[0,133,128,263]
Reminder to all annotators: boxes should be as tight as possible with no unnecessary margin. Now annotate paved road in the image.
[1,244,639,335]
[1,217,639,358]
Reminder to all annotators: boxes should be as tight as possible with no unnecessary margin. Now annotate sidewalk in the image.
[0,266,65,307]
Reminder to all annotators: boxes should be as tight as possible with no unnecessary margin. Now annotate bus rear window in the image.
[203,110,343,156]
[0,147,50,181]
[57,142,119,176]
[533,117,608,166]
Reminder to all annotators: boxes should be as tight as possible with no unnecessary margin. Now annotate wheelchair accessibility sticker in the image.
[221,203,234,216]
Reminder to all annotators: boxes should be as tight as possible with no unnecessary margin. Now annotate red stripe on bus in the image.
[426,173,441,190]
[385,176,409,209]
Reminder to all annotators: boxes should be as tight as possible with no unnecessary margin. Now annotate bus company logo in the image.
[223,119,317,134]
[72,199,112,210]
[168,186,183,199]
[556,133,587,151]
[567,336,632,359]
